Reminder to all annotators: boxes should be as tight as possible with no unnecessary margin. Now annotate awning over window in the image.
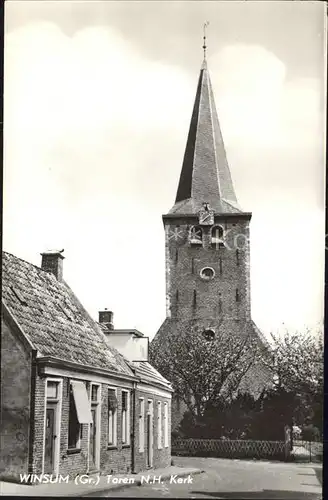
[71,381,93,424]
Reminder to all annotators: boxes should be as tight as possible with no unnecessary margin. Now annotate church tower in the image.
[163,56,252,329]
[151,36,271,429]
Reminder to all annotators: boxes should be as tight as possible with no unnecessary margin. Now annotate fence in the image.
[292,440,323,463]
[172,438,290,462]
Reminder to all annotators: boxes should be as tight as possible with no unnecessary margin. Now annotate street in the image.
[87,457,322,499]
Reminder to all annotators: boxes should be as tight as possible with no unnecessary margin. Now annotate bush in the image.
[301,424,321,442]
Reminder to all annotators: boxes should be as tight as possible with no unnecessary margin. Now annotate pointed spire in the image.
[202,21,209,62]
[170,37,241,215]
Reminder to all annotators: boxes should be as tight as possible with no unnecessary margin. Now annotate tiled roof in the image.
[171,60,242,215]
[131,361,172,391]
[2,251,133,376]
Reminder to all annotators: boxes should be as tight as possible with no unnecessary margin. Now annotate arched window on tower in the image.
[211,225,225,248]
[190,226,203,245]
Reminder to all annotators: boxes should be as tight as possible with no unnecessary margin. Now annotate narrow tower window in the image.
[193,289,197,307]
[211,225,225,248]
[236,249,240,266]
[190,226,203,245]
[191,258,194,274]
[175,248,179,263]
[236,289,240,302]
[176,290,179,304]
[219,258,222,275]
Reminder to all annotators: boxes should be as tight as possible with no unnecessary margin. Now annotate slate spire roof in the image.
[170,59,242,215]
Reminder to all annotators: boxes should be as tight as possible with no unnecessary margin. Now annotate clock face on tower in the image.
[199,209,214,225]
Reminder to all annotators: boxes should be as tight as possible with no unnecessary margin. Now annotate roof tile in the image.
[2,251,133,376]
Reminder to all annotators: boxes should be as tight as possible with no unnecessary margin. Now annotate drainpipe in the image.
[131,381,137,474]
[28,349,38,476]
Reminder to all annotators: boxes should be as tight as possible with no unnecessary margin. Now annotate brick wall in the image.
[0,318,31,480]
[100,385,133,475]
[134,390,171,471]
[30,377,171,477]
[32,374,46,474]
[156,214,271,430]
[58,378,89,476]
[164,216,251,324]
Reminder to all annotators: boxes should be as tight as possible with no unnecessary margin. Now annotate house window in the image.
[68,386,81,449]
[157,401,162,449]
[190,226,203,245]
[68,380,93,450]
[91,385,99,403]
[47,381,58,399]
[139,398,145,453]
[108,389,118,447]
[164,402,169,448]
[211,225,225,248]
[121,390,130,445]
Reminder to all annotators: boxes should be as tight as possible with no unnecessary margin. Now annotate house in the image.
[150,56,273,429]
[1,250,172,482]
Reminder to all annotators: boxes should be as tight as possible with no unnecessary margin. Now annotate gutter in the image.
[28,349,38,476]
[37,356,138,383]
[162,212,252,221]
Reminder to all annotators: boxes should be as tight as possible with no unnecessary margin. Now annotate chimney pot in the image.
[99,310,114,330]
[40,250,64,281]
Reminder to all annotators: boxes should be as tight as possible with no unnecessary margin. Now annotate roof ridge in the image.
[2,251,135,376]
[3,250,44,273]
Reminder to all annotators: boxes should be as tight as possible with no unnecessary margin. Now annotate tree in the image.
[261,327,323,432]
[150,320,266,423]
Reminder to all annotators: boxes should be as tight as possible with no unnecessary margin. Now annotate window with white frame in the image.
[164,402,169,448]
[121,390,130,445]
[68,385,81,449]
[108,388,118,447]
[139,398,145,452]
[157,401,162,449]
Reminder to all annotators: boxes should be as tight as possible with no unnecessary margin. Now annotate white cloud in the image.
[210,44,324,150]
[3,23,324,338]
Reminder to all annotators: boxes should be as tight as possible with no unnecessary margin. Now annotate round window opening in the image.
[200,267,215,280]
[203,329,215,341]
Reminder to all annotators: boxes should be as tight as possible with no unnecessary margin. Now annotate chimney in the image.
[99,309,114,330]
[41,250,65,281]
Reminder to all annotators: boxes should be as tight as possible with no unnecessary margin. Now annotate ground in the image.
[87,457,322,499]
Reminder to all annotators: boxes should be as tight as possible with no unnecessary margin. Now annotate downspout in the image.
[131,380,137,474]
[28,349,38,476]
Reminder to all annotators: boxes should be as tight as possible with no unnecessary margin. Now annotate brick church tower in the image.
[151,50,272,430]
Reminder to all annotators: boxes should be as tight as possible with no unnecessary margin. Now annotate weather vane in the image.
[203,21,209,60]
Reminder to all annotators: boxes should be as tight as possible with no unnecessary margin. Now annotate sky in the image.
[3,1,326,340]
